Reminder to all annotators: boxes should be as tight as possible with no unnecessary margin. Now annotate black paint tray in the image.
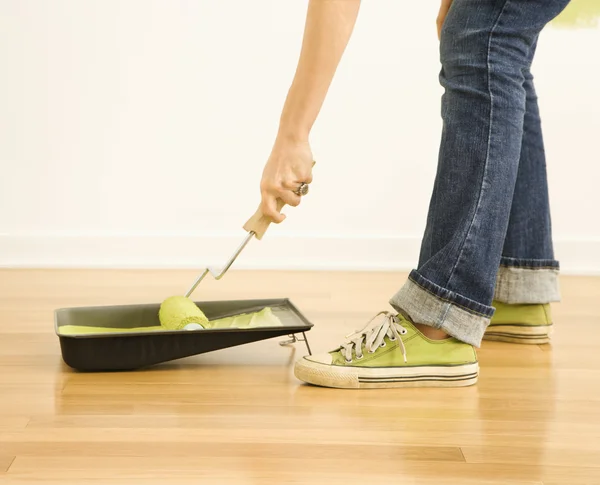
[55,298,313,372]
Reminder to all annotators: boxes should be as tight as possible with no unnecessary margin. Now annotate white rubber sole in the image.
[483,323,553,344]
[294,358,479,389]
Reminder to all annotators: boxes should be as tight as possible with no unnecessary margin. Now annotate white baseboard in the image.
[1,234,599,275]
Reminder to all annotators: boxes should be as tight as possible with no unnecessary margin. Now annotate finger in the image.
[297,164,314,185]
[261,192,286,224]
[277,189,302,208]
[281,179,301,190]
[281,174,312,191]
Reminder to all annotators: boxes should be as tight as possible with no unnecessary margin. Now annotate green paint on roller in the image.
[158,296,209,330]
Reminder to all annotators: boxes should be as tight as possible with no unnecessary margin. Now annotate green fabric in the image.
[489,300,552,326]
[58,307,283,336]
[329,315,477,367]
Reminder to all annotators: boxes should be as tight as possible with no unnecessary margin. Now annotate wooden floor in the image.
[1,269,599,485]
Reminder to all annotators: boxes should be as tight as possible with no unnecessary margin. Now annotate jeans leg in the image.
[496,45,561,303]
[390,0,571,346]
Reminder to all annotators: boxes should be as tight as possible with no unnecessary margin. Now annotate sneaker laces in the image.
[340,311,408,363]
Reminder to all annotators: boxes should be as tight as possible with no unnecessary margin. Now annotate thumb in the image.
[261,194,286,224]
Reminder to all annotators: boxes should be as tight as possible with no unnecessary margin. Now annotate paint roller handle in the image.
[243,199,286,240]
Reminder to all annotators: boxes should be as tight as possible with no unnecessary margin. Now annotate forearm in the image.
[278,0,361,141]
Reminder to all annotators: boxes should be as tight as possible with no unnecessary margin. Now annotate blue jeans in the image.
[390,0,570,346]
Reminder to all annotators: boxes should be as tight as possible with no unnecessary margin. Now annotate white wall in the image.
[1,1,599,273]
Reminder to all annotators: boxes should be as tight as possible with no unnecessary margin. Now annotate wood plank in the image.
[0,441,464,462]
[0,456,15,474]
[0,418,29,430]
[462,445,600,467]
[3,422,600,452]
[6,457,549,484]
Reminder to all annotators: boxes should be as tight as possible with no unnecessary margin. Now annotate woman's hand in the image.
[436,0,453,40]
[254,0,360,225]
[259,136,314,223]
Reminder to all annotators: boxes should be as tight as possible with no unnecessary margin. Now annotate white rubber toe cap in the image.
[304,352,333,365]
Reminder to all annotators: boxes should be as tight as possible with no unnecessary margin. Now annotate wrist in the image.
[277,86,313,143]
[276,123,310,145]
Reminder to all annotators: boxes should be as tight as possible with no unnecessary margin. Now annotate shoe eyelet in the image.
[380,341,386,348]
[401,330,408,335]
[356,354,363,360]
[345,359,352,364]
[368,349,376,354]
[389,337,397,342]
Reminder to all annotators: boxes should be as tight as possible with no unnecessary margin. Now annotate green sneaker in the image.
[484,301,553,344]
[294,312,478,389]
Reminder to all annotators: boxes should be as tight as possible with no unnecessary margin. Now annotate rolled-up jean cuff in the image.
[495,257,561,304]
[389,271,493,347]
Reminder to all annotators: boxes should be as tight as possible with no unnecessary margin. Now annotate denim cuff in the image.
[495,257,561,304]
[389,271,493,347]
